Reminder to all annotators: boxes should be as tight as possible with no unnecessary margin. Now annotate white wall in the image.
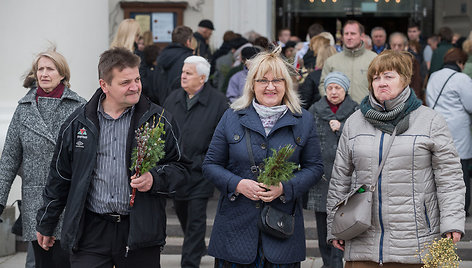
[213,0,274,49]
[108,0,274,52]
[0,0,109,208]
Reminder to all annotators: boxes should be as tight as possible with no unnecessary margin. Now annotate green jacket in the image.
[429,41,453,74]
[319,43,377,104]
[463,54,472,79]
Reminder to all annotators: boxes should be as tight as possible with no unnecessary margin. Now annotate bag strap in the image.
[244,128,297,215]
[432,72,457,109]
[245,128,259,174]
[370,127,397,191]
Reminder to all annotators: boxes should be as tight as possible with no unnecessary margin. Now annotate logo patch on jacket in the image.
[77,128,87,139]
[75,140,84,148]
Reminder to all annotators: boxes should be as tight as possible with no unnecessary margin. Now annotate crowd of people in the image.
[0,16,470,268]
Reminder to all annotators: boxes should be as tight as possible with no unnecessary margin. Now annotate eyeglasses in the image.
[255,78,285,87]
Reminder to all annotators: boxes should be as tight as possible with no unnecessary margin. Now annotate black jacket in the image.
[299,69,322,110]
[194,32,211,60]
[152,43,194,105]
[36,89,190,252]
[163,83,228,199]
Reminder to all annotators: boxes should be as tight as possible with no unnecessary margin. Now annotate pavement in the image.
[0,252,326,268]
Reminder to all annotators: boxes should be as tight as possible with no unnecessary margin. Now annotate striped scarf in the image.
[360,87,422,135]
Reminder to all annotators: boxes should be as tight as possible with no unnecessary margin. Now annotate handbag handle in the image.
[369,127,397,192]
[244,128,297,215]
[432,71,457,109]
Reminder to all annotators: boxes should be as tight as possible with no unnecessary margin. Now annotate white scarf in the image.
[252,99,288,135]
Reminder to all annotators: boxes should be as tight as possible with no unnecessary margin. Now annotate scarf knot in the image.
[360,87,422,135]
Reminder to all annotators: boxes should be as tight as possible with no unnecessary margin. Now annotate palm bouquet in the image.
[129,111,166,207]
[257,144,297,187]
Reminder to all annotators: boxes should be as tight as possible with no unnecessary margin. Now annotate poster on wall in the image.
[152,12,174,42]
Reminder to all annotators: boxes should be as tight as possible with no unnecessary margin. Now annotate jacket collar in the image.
[237,102,301,137]
[18,86,83,104]
[342,42,367,58]
[314,95,358,121]
[173,83,214,108]
[18,86,82,144]
[84,88,150,129]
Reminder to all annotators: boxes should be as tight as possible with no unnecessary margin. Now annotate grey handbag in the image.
[331,127,397,240]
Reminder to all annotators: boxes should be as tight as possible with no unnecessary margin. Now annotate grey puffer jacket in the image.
[0,87,85,241]
[326,105,465,264]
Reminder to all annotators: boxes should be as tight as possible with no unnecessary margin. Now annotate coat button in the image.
[255,202,260,208]
[234,134,240,141]
[296,137,301,143]
[261,143,267,150]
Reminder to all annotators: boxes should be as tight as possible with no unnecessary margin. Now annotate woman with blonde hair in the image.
[110,18,141,53]
[300,42,337,109]
[203,46,323,266]
[0,49,85,267]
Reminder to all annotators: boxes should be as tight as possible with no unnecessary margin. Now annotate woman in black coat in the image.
[307,71,358,268]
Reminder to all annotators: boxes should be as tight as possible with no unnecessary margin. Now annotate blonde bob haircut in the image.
[367,50,412,92]
[231,46,302,114]
[32,49,71,88]
[110,19,141,52]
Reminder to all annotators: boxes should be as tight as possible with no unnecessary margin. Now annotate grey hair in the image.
[371,26,386,37]
[389,32,408,46]
[184,56,210,82]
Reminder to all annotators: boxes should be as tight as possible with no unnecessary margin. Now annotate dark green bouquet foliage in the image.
[130,115,166,175]
[257,144,297,186]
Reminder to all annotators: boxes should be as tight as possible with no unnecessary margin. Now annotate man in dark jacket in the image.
[194,19,214,60]
[152,25,194,105]
[429,26,454,74]
[36,47,190,267]
[163,55,228,268]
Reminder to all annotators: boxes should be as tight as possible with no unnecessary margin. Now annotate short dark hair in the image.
[278,28,290,36]
[407,21,421,30]
[439,27,453,43]
[308,23,324,38]
[344,20,365,35]
[443,47,468,65]
[98,47,141,84]
[172,26,193,46]
[143,44,161,66]
[254,36,270,50]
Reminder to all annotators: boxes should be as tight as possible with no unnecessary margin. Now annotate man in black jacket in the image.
[163,56,228,268]
[151,25,194,105]
[36,47,190,267]
[194,19,214,60]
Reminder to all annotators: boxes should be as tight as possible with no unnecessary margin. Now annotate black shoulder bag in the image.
[432,72,457,109]
[245,128,295,239]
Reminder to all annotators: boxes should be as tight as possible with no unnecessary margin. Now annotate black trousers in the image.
[31,239,70,268]
[174,198,208,268]
[315,212,344,268]
[70,210,161,268]
[462,158,471,214]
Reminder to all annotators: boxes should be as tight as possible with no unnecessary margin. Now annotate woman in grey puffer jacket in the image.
[326,50,465,268]
[0,49,86,268]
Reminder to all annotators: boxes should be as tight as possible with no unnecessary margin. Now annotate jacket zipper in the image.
[378,132,385,266]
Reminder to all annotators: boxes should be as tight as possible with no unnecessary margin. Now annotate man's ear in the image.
[99,79,108,93]
[186,39,192,49]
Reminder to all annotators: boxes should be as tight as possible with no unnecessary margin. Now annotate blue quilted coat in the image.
[202,104,324,264]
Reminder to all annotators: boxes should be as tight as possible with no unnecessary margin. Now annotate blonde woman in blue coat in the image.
[203,47,324,267]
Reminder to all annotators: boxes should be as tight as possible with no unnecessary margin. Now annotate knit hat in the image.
[324,71,350,92]
[198,19,214,30]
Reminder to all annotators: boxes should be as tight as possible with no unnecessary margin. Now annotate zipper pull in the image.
[125,246,129,258]
[379,261,383,266]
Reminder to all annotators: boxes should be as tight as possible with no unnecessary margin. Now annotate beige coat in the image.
[319,44,377,104]
[326,106,465,264]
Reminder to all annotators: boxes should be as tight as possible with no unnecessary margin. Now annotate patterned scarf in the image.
[360,87,422,135]
[252,99,288,136]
